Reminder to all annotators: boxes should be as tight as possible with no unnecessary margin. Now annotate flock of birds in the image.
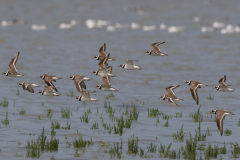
[2,42,235,136]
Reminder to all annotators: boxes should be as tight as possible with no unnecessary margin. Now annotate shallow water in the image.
[0,0,240,159]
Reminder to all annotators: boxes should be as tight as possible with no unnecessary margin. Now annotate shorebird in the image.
[159,85,184,106]
[18,82,40,93]
[38,86,60,96]
[92,53,116,77]
[214,75,234,92]
[96,67,119,91]
[119,60,142,70]
[2,52,25,77]
[39,74,62,92]
[185,80,207,105]
[75,91,98,102]
[68,75,91,93]
[93,43,116,61]
[211,109,234,136]
[146,42,168,56]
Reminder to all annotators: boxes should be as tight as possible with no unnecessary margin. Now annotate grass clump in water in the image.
[0,98,8,107]
[25,127,59,158]
[127,135,138,154]
[61,107,72,119]
[204,143,219,159]
[113,116,125,136]
[106,92,114,99]
[51,121,61,129]
[195,122,211,141]
[175,112,182,118]
[80,112,91,123]
[18,109,26,115]
[61,123,71,130]
[72,135,93,148]
[14,153,23,157]
[109,141,122,159]
[1,112,9,126]
[181,133,197,159]
[231,142,240,158]
[219,142,227,154]
[47,109,52,119]
[104,101,115,119]
[16,89,20,95]
[91,122,99,129]
[189,105,203,122]
[206,94,214,100]
[129,105,139,120]
[158,143,180,159]
[148,108,161,118]
[147,143,157,153]
[164,119,170,127]
[66,89,74,97]
[173,125,184,142]
[224,129,232,136]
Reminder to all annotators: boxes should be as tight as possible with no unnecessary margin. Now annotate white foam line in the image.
[168,26,186,33]
[131,22,140,29]
[106,25,115,32]
[142,25,156,31]
[32,24,46,31]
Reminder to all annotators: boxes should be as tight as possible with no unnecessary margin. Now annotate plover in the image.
[96,67,119,91]
[159,85,184,106]
[75,91,98,102]
[93,43,116,61]
[214,75,234,92]
[92,53,116,77]
[119,60,142,70]
[185,80,207,105]
[146,42,168,56]
[68,75,91,93]
[211,109,234,136]
[18,82,40,93]
[38,86,60,96]
[39,74,62,92]
[2,52,25,77]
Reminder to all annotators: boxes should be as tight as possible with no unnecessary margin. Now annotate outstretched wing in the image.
[165,85,180,97]
[190,85,199,105]
[166,98,178,106]
[151,42,165,52]
[9,52,20,74]
[218,75,227,87]
[99,43,107,58]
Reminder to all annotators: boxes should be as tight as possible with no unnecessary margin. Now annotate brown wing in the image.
[218,75,227,87]
[44,86,55,92]
[74,79,84,93]
[80,81,86,89]
[99,43,107,58]
[44,80,58,92]
[102,77,111,87]
[107,66,112,74]
[99,56,108,67]
[98,53,110,69]
[216,113,225,136]
[9,52,20,74]
[165,85,180,97]
[151,42,165,52]
[27,85,34,93]
[166,98,178,106]
[190,85,199,105]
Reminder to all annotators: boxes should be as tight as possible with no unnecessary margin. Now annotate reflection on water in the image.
[0,0,240,159]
